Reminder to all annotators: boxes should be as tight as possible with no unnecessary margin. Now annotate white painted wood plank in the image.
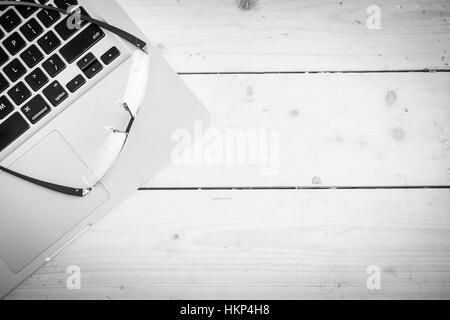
[117,0,450,72]
[140,72,450,188]
[8,189,450,300]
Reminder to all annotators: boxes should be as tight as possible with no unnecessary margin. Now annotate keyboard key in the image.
[0,73,9,94]
[54,0,78,10]
[77,52,96,71]
[42,54,66,77]
[66,74,85,93]
[16,0,39,19]
[0,47,9,67]
[21,95,51,124]
[37,8,61,28]
[0,112,30,152]
[83,59,103,79]
[25,68,48,91]
[20,44,44,68]
[0,9,22,33]
[101,47,120,65]
[43,81,68,106]
[0,96,14,120]
[20,18,44,42]
[3,32,26,56]
[60,24,105,63]
[8,82,31,105]
[3,58,27,82]
[54,6,88,40]
[37,31,61,54]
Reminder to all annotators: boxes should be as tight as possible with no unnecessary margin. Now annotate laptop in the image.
[0,0,209,298]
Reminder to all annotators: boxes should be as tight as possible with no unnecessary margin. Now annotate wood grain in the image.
[7,0,450,300]
[142,72,450,188]
[7,189,450,300]
[117,0,450,72]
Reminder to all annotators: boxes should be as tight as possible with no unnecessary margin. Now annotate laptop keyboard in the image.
[0,0,121,153]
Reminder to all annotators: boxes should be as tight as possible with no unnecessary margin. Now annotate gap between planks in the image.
[139,185,450,191]
[178,69,450,76]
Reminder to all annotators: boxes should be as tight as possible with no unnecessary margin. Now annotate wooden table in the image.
[7,0,450,299]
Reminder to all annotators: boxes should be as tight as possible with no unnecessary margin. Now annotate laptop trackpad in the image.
[0,131,109,273]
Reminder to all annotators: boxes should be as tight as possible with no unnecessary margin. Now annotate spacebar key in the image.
[60,24,105,64]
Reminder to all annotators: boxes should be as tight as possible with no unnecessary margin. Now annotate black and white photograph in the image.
[0,0,449,304]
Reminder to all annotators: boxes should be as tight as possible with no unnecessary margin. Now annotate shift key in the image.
[59,24,105,64]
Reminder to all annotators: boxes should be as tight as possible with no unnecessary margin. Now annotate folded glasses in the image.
[0,1,149,197]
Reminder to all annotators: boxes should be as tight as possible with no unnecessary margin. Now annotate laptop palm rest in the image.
[0,131,109,273]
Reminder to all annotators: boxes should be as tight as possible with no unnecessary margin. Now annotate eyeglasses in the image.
[0,1,149,197]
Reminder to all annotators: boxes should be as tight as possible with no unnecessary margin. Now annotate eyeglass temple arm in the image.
[0,1,148,52]
[0,165,90,197]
